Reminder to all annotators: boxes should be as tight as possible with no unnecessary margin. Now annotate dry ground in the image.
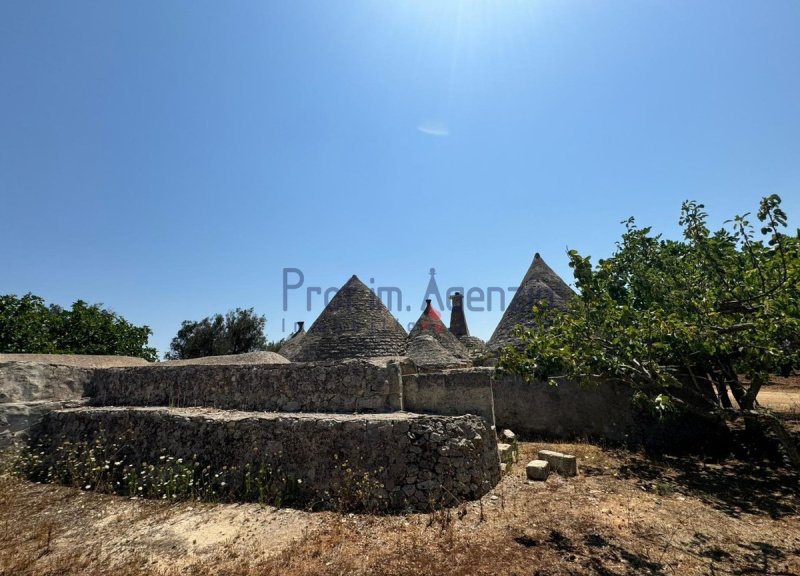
[760,376,800,436]
[1,380,798,576]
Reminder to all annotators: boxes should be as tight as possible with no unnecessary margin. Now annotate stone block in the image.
[537,449,578,476]
[526,459,549,481]
[500,429,517,444]
[498,442,517,466]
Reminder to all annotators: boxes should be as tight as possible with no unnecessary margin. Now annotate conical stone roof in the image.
[487,253,575,352]
[291,275,408,362]
[409,300,471,362]
[277,323,306,361]
[407,335,471,370]
[459,335,487,360]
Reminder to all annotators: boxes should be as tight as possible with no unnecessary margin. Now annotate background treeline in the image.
[0,294,157,361]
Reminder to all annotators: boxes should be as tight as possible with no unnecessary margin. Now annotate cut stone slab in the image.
[500,429,517,444]
[526,459,549,481]
[498,443,516,466]
[0,399,87,448]
[537,449,578,476]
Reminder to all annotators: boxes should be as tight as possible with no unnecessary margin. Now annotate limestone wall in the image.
[0,361,94,447]
[87,360,402,413]
[3,356,639,450]
[0,362,93,403]
[30,407,500,511]
[492,375,636,442]
[402,368,495,425]
[401,369,636,443]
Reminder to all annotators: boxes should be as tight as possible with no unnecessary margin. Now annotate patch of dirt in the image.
[0,477,320,575]
[2,440,798,576]
[766,375,800,390]
[759,381,800,437]
[759,388,800,414]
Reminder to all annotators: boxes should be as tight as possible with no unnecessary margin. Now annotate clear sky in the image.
[2,1,799,357]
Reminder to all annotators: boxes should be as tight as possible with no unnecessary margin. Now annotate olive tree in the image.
[165,307,268,360]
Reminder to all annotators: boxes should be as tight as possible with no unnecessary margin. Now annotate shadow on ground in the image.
[618,455,799,519]
[515,529,668,576]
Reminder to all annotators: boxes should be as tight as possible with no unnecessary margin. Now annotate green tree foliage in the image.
[165,308,268,360]
[0,294,157,361]
[498,196,800,458]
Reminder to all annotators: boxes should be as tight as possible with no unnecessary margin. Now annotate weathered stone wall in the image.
[0,362,94,403]
[4,355,640,458]
[492,375,636,442]
[402,368,495,425]
[400,369,636,443]
[1,399,88,447]
[31,407,500,511]
[87,360,402,413]
[0,361,94,446]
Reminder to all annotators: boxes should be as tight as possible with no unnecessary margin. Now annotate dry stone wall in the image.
[30,407,500,511]
[492,375,636,442]
[0,361,94,446]
[87,360,402,413]
[401,368,637,443]
[403,368,495,425]
[0,362,93,403]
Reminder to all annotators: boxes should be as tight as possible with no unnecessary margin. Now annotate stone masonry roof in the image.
[160,351,290,366]
[458,335,487,360]
[408,300,471,362]
[276,325,306,361]
[291,275,408,361]
[407,335,471,370]
[487,253,575,352]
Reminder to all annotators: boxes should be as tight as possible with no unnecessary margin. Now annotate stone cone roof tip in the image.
[291,275,408,362]
[408,300,470,363]
[423,299,442,320]
[487,252,575,352]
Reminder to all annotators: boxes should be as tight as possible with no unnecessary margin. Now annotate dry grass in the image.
[2,437,799,576]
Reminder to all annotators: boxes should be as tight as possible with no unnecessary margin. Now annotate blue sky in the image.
[2,1,799,357]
